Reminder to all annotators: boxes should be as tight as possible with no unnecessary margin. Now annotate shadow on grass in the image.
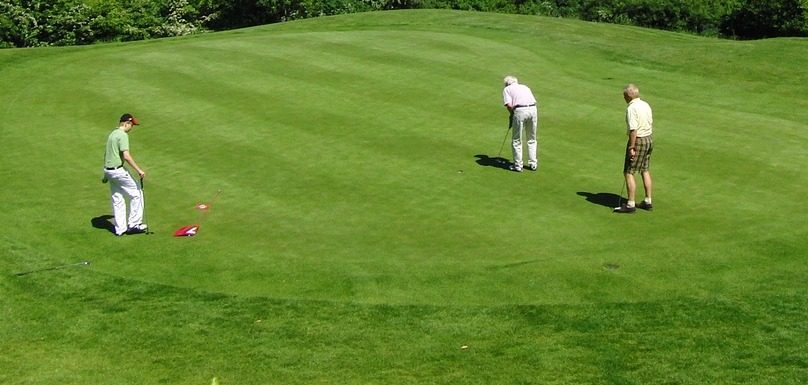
[486,259,543,271]
[91,214,115,234]
[474,154,511,170]
[577,192,622,208]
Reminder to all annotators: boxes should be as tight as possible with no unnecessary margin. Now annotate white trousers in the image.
[104,167,143,235]
[511,106,539,168]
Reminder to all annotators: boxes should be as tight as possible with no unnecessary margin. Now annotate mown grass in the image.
[1,9,806,385]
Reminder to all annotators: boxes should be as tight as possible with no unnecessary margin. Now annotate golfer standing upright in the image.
[103,113,148,235]
[614,84,654,213]
[502,75,539,172]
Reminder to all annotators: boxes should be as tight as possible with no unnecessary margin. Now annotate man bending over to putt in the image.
[614,84,654,213]
[502,75,539,172]
[103,113,148,235]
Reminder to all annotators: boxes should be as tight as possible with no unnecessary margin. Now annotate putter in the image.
[616,149,630,209]
[496,111,514,164]
[617,179,626,209]
[140,175,145,217]
[497,126,511,159]
[139,176,152,234]
[497,113,513,158]
[15,261,90,276]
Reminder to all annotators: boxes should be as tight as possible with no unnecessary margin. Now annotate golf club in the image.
[616,149,629,209]
[617,179,626,209]
[496,111,514,165]
[15,260,90,276]
[139,176,153,234]
[497,126,511,159]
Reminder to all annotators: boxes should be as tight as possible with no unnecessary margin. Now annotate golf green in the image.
[1,10,806,385]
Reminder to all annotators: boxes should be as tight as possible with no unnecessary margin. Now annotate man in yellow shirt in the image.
[615,84,654,214]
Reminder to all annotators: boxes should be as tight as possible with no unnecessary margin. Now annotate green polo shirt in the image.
[104,128,129,168]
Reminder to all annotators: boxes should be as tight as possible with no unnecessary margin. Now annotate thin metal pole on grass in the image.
[497,126,511,158]
[140,176,152,234]
[497,111,514,159]
[15,261,90,276]
[141,176,146,225]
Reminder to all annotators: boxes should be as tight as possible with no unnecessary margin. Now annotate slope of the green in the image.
[1,9,805,385]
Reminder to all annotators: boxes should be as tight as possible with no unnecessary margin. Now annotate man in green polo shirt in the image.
[103,113,148,236]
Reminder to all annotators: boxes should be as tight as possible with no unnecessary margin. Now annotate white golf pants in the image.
[511,106,539,168]
[104,167,143,235]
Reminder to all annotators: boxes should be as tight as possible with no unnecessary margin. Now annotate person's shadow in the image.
[91,214,116,234]
[474,154,511,170]
[577,192,622,208]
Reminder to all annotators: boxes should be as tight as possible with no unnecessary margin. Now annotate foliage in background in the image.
[1,0,807,46]
[0,0,202,47]
[721,0,808,38]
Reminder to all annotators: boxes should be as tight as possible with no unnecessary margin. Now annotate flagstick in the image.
[195,190,222,210]
[177,190,222,237]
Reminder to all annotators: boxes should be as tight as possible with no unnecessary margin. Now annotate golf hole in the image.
[603,263,620,271]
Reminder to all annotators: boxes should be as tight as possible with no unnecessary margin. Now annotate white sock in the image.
[627,200,635,207]
[644,198,652,204]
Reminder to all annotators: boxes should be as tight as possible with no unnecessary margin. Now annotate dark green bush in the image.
[0,0,45,47]
[720,0,807,39]
[0,0,203,47]
[1,0,806,47]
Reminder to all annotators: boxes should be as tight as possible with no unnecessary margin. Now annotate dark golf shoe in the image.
[126,223,149,234]
[613,205,636,214]
[637,201,654,211]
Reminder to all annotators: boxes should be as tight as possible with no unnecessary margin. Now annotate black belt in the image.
[105,165,123,170]
[515,104,536,108]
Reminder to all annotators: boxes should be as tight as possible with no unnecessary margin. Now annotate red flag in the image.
[173,225,200,237]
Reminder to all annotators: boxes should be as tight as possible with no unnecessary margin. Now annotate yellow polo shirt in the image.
[626,98,653,138]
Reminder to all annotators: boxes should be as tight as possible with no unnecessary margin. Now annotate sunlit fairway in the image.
[1,9,806,385]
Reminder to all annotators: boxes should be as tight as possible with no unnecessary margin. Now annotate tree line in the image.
[1,0,806,48]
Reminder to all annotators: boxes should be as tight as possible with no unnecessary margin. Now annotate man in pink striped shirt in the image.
[502,75,539,172]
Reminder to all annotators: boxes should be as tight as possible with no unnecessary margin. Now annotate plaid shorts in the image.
[623,135,653,173]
